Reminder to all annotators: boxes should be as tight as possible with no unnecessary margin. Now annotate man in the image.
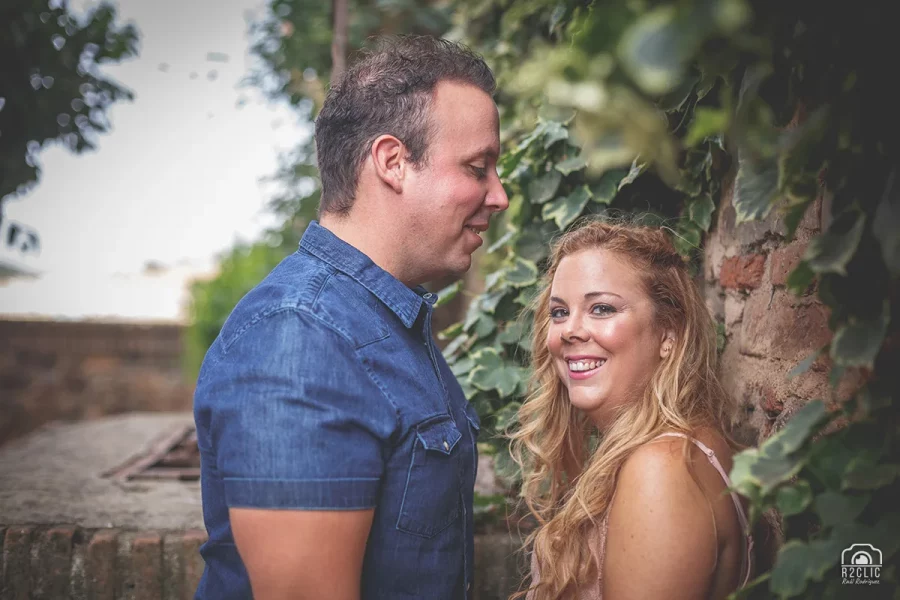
[193,36,508,600]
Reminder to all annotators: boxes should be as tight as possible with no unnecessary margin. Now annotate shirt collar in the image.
[299,221,436,328]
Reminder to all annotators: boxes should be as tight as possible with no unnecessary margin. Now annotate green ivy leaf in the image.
[731,400,828,494]
[688,193,716,231]
[542,185,592,229]
[767,399,828,456]
[858,384,892,415]
[618,7,692,94]
[515,286,539,308]
[434,280,462,308]
[873,170,900,275]
[673,220,702,256]
[777,108,830,195]
[751,454,806,493]
[506,257,539,287]
[442,332,470,360]
[515,222,556,263]
[657,70,700,112]
[734,156,778,223]
[770,539,839,597]
[804,212,865,276]
[496,320,526,346]
[469,346,502,370]
[438,322,463,341]
[492,401,522,431]
[459,378,477,401]
[842,463,900,491]
[555,156,588,175]
[487,230,515,254]
[787,349,821,380]
[528,170,563,204]
[469,347,527,398]
[498,147,526,179]
[782,197,814,240]
[473,313,496,338]
[786,261,815,294]
[479,289,507,314]
[675,173,703,197]
[450,357,474,377]
[830,303,890,368]
[542,120,569,149]
[729,448,761,497]
[484,269,505,291]
[806,435,858,492]
[618,159,648,191]
[716,322,726,353]
[776,480,813,516]
[814,491,870,527]
[591,168,627,204]
[726,573,771,600]
[685,107,728,147]
[492,444,521,488]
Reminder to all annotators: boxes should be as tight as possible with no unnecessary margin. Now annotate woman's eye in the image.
[592,304,616,315]
[550,307,567,319]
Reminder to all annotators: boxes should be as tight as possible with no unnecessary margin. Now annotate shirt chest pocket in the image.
[396,415,463,538]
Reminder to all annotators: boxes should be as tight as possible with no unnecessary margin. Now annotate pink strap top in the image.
[528,433,755,599]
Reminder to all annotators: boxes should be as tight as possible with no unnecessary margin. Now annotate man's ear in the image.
[369,134,406,194]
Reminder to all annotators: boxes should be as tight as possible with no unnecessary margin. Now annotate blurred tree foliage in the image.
[0,0,139,205]
[187,1,899,595]
[184,236,288,376]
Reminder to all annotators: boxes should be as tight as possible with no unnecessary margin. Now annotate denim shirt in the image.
[193,221,479,599]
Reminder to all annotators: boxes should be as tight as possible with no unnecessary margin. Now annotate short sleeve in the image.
[203,308,397,510]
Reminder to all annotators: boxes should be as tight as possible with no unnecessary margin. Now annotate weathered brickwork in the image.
[0,320,194,445]
[0,527,207,600]
[0,525,522,599]
[704,172,834,443]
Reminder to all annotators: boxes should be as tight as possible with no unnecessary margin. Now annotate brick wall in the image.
[704,173,842,444]
[1,526,206,600]
[1,526,522,599]
[0,320,194,446]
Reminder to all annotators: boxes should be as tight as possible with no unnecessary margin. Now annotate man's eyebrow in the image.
[549,291,623,304]
[463,146,499,162]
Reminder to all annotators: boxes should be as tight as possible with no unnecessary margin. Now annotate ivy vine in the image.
[445,1,899,597]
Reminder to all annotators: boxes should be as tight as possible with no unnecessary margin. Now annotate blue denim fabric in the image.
[193,221,480,599]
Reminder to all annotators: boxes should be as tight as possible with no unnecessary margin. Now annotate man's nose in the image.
[486,169,509,212]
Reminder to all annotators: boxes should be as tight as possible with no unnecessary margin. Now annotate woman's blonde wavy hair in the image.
[510,218,738,599]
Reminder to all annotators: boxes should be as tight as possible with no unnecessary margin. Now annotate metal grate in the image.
[104,423,200,481]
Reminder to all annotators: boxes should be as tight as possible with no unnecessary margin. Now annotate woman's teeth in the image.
[466,227,481,236]
[568,359,605,372]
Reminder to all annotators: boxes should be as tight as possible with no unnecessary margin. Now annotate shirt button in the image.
[443,440,450,451]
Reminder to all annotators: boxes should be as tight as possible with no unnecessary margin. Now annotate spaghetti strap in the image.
[653,432,755,587]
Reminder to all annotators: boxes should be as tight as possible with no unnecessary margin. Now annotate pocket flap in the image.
[416,416,462,455]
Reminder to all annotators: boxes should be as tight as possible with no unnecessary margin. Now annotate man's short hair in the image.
[314,36,496,216]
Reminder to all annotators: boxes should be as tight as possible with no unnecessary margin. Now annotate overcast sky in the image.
[0,0,309,322]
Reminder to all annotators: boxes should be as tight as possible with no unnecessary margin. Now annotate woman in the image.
[512,220,754,599]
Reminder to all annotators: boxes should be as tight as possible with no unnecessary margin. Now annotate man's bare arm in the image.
[230,507,375,600]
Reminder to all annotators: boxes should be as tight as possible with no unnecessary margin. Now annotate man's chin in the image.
[450,254,474,276]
